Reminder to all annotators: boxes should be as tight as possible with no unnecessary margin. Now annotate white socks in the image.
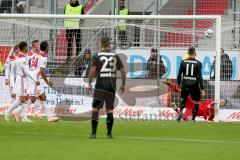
[41,101,50,118]
[33,99,41,114]
[22,101,31,120]
[6,100,20,115]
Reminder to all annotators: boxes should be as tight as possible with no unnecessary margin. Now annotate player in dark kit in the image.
[88,37,126,139]
[177,47,205,122]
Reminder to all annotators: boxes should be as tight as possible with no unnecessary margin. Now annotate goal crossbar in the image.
[0,14,221,20]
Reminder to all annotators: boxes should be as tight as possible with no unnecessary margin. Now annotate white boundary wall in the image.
[0,76,239,122]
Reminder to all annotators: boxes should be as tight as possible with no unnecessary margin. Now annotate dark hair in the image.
[19,41,28,51]
[188,47,196,55]
[101,37,111,48]
[84,49,91,54]
[32,40,39,46]
[40,41,49,51]
[221,48,224,53]
[13,44,19,51]
[151,48,157,53]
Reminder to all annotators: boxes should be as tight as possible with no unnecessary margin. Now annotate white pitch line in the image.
[117,136,240,144]
[2,131,240,145]
[14,131,79,136]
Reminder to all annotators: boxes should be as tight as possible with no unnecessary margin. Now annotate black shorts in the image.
[92,89,116,110]
[181,86,201,102]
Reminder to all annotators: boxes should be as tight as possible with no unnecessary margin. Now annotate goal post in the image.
[215,17,222,122]
[0,14,224,121]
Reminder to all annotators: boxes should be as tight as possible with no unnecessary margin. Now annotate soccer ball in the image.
[204,29,214,38]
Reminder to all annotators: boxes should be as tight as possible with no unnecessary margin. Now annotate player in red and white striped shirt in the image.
[27,40,44,118]
[163,77,220,121]
[4,45,21,121]
[27,40,59,122]
[5,45,19,104]
[5,42,40,122]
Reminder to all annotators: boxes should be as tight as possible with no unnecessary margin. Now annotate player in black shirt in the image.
[88,37,126,138]
[177,47,205,122]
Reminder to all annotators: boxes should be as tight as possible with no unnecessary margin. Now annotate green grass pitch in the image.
[0,117,240,160]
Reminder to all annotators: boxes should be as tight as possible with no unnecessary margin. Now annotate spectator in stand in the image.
[210,48,233,81]
[16,0,26,13]
[64,0,84,62]
[0,0,25,13]
[74,49,92,77]
[118,0,129,43]
[147,48,166,79]
[0,0,12,13]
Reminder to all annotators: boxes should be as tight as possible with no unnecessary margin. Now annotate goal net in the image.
[0,14,234,122]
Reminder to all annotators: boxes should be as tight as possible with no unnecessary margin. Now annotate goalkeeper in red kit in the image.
[163,77,216,121]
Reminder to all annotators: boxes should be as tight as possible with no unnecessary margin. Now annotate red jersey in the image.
[165,80,215,121]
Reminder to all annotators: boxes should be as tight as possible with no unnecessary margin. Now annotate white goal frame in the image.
[0,14,222,121]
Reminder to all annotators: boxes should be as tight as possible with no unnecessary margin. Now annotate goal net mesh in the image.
[0,15,238,121]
